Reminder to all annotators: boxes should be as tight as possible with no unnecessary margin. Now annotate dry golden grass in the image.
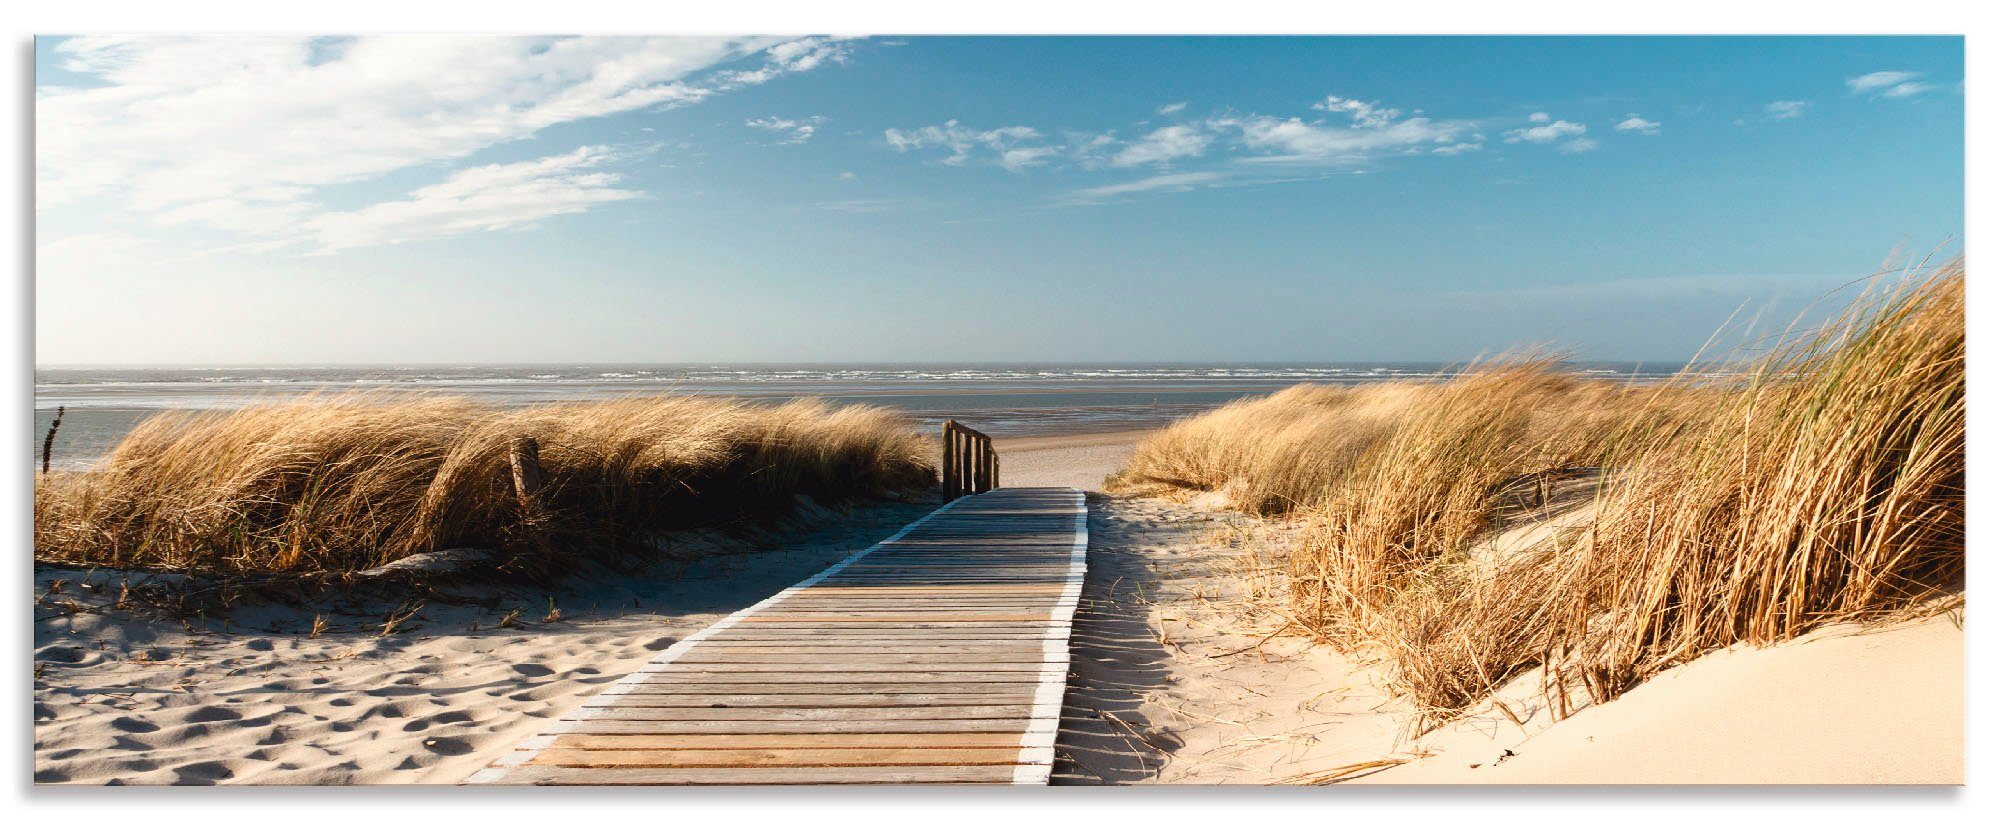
[1113,258,1965,728]
[33,396,933,575]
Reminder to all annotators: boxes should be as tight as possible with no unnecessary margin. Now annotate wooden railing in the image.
[941,420,998,502]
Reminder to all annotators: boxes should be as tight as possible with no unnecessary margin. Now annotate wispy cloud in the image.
[1847,70,1934,99]
[884,120,1058,171]
[1214,113,1473,165]
[713,37,853,88]
[1062,171,1225,204]
[896,93,1639,206]
[1108,124,1212,167]
[37,35,847,253]
[1309,95,1401,128]
[1765,100,1811,120]
[1614,114,1662,135]
[297,146,642,254]
[1505,113,1585,143]
[1156,101,1188,115]
[746,115,826,144]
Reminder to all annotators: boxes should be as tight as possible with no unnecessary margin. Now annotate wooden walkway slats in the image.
[467,487,1086,786]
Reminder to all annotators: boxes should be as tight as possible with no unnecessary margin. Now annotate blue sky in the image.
[35,35,1962,365]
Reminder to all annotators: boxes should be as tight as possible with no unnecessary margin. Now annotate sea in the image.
[32,363,1682,470]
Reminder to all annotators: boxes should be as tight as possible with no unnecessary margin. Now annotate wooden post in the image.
[973,443,990,493]
[941,422,958,502]
[961,431,974,495]
[509,436,547,518]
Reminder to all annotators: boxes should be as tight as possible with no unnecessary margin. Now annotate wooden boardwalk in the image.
[467,487,1087,785]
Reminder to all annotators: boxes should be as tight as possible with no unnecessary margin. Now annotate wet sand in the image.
[995,430,1148,491]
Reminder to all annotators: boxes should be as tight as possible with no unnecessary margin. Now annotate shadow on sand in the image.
[1051,492,1182,784]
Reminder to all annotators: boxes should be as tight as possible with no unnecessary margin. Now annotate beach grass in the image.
[1111,258,1965,726]
[32,396,934,576]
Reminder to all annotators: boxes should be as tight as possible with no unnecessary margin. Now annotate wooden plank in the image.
[529,747,1027,769]
[548,732,1029,750]
[628,673,1055,684]
[642,664,1061,673]
[594,694,1039,707]
[485,764,1020,785]
[584,704,1034,721]
[611,682,1041,695]
[744,616,1072,620]
[556,718,1032,735]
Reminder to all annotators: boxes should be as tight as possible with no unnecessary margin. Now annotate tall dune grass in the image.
[33,396,934,575]
[1113,258,1965,726]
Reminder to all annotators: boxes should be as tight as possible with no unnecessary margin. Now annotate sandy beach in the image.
[995,430,1147,491]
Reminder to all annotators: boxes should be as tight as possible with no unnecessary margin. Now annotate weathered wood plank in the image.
[583,704,1034,721]
[529,747,1028,769]
[554,718,1032,734]
[593,693,1040,707]
[485,764,1021,785]
[547,732,1031,750]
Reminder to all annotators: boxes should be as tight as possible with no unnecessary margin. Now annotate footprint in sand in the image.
[110,716,160,733]
[510,663,554,677]
[110,735,153,752]
[643,637,677,651]
[422,736,473,756]
[171,761,233,785]
[37,645,84,663]
[245,638,275,651]
[184,705,240,723]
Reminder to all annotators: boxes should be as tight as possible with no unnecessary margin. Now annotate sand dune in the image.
[1364,613,1963,785]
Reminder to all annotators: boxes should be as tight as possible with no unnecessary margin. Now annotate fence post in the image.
[509,436,547,518]
[941,422,958,502]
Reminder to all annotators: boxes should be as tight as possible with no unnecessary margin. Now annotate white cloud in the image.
[1847,70,1933,99]
[1614,114,1661,135]
[1766,100,1811,120]
[1557,138,1598,154]
[1310,95,1402,128]
[1109,124,1212,167]
[1156,101,1188,115]
[745,115,825,144]
[1063,171,1224,204]
[297,146,643,253]
[1215,113,1472,164]
[37,35,840,252]
[713,37,853,88]
[883,120,1056,171]
[1504,116,1588,144]
[1432,140,1483,155]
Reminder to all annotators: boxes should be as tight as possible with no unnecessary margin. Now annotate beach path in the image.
[466,487,1087,785]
